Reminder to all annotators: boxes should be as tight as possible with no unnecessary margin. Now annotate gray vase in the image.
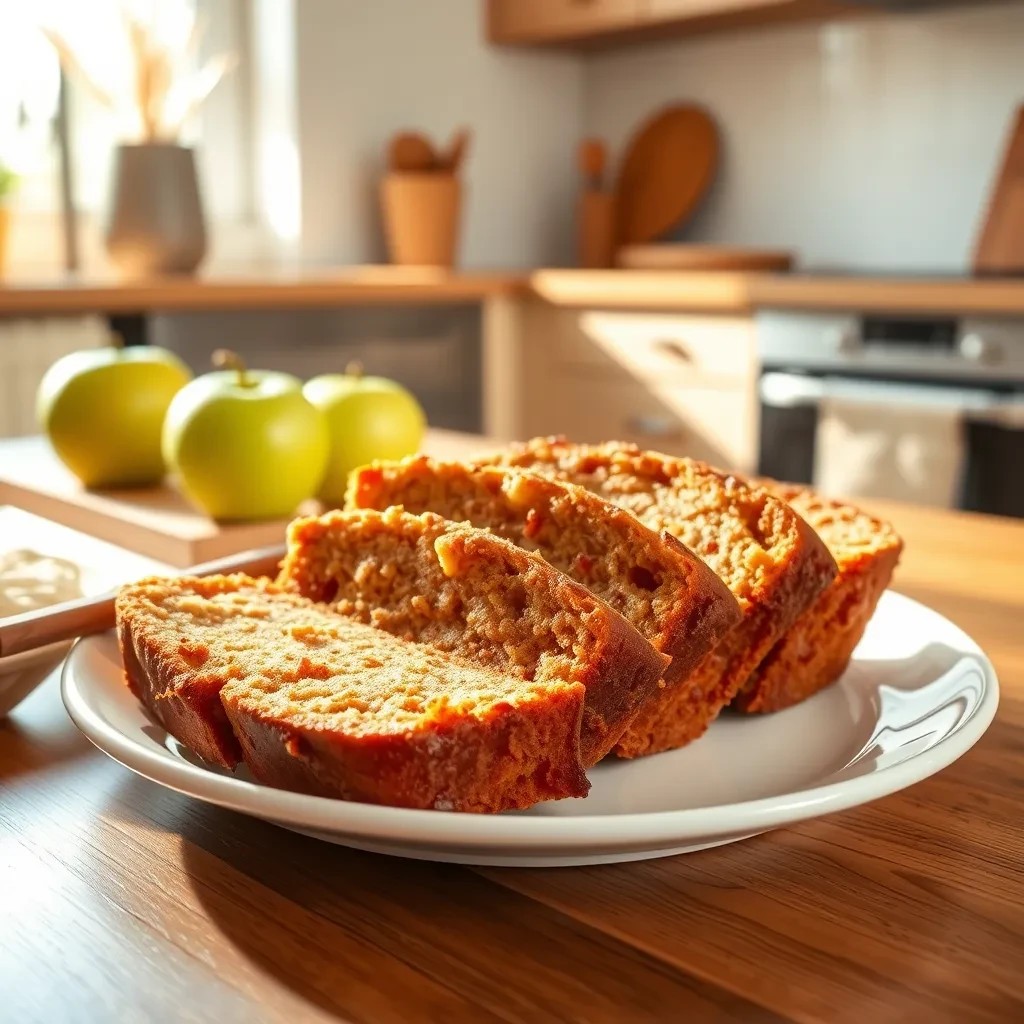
[105,143,207,275]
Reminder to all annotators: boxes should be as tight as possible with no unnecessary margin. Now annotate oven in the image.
[756,311,1024,518]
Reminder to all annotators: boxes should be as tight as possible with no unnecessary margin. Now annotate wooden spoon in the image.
[441,128,472,173]
[388,132,437,173]
[578,138,607,190]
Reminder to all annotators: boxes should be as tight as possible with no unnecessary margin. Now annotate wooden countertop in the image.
[2,447,1021,1020]
[530,270,1024,316]
[5,266,1024,317]
[0,266,524,315]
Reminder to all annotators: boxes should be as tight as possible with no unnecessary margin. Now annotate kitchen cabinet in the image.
[511,302,759,473]
[487,0,862,46]
[486,0,643,45]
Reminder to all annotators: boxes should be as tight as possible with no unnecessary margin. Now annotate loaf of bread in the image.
[277,507,669,765]
[733,484,903,713]
[477,437,838,756]
[116,574,589,812]
[348,455,741,718]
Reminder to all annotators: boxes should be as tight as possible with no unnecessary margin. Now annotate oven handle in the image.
[760,372,1024,427]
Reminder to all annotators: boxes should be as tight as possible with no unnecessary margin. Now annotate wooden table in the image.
[1,500,1022,1022]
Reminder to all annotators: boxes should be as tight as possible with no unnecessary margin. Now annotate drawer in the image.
[524,372,758,473]
[550,309,756,385]
[489,0,642,42]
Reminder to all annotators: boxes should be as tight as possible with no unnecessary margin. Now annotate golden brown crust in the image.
[278,508,669,766]
[116,574,591,812]
[348,456,742,732]
[734,485,903,713]
[221,673,589,813]
[477,437,838,756]
[116,575,249,768]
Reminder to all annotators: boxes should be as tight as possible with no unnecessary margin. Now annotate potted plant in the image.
[44,8,235,276]
[0,164,18,277]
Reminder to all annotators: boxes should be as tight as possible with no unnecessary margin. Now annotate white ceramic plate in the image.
[62,591,998,867]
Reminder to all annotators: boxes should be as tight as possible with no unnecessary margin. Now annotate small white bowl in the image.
[0,506,170,718]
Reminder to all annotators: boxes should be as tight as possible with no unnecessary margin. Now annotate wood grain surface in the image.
[1,497,1022,1023]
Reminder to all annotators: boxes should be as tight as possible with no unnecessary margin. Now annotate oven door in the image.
[758,372,1024,517]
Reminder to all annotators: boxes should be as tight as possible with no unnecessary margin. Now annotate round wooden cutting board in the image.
[615,105,719,245]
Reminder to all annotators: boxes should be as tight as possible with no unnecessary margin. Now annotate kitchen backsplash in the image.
[583,1,1024,272]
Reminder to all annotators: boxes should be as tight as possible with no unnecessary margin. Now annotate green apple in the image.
[37,345,192,488]
[304,363,426,506]
[163,351,329,521]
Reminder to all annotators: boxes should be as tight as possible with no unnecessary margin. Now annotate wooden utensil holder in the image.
[381,173,462,267]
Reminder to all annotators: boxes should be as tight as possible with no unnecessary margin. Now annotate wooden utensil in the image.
[974,104,1024,275]
[578,138,607,189]
[0,543,285,659]
[615,104,719,246]
[441,128,472,173]
[388,132,437,173]
[616,244,793,272]
[576,137,616,269]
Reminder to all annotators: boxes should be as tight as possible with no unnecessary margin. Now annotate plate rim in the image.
[61,591,1000,852]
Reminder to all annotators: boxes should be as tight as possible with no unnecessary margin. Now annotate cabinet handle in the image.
[624,415,685,440]
[652,338,693,363]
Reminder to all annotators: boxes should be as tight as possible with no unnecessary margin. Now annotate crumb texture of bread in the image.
[349,455,741,707]
[277,507,668,765]
[734,485,903,712]
[116,574,589,812]
[476,437,838,756]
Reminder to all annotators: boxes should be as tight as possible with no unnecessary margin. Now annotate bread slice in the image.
[348,455,741,716]
[733,485,903,712]
[116,573,590,812]
[477,437,838,756]
[278,507,669,766]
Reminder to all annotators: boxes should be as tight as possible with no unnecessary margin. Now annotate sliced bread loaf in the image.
[348,455,741,712]
[277,507,669,766]
[734,485,902,712]
[477,437,838,756]
[117,573,590,811]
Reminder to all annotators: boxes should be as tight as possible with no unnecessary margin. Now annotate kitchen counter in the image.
[5,267,1024,317]
[0,266,525,315]
[1,427,1022,1021]
[530,270,1024,316]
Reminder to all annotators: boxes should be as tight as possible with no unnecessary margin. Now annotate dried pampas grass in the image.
[42,3,236,144]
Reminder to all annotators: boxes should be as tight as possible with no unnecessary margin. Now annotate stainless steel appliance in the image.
[757,310,1024,517]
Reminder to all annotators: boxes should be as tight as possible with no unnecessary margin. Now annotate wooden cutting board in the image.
[974,104,1024,275]
[0,430,492,568]
[616,244,793,271]
[615,105,719,246]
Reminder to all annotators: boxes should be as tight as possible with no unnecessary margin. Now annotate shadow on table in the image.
[167,795,509,1021]
[0,682,95,783]
[131,787,736,1023]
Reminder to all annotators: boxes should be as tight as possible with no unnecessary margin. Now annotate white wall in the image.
[292,0,584,268]
[583,2,1024,272]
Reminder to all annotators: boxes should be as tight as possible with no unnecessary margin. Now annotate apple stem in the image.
[213,348,253,387]
[345,360,364,380]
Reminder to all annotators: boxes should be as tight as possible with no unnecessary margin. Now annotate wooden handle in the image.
[578,138,607,189]
[0,544,285,659]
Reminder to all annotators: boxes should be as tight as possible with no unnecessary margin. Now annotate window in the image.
[0,0,253,269]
